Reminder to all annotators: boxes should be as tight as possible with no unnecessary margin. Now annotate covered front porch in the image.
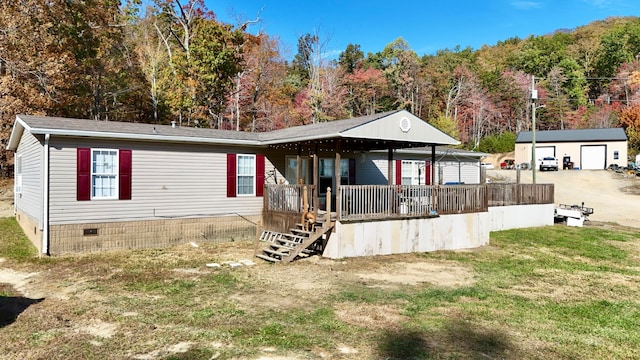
[254,110,555,262]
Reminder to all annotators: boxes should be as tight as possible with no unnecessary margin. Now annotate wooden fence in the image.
[486,183,554,206]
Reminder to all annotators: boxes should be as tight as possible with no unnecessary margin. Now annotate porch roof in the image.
[380,146,488,160]
[261,110,460,150]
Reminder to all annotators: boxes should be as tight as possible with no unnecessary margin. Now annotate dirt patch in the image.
[355,261,475,288]
[132,341,195,360]
[334,302,409,330]
[0,268,40,298]
[74,318,118,339]
[0,178,13,218]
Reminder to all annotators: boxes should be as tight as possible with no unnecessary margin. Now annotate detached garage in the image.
[515,128,628,170]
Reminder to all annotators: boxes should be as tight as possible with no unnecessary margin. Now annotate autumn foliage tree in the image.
[619,105,640,150]
[4,7,640,175]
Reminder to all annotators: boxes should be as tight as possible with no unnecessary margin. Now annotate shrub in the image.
[477,132,516,153]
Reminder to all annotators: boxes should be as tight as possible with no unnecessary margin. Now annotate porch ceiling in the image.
[267,137,433,153]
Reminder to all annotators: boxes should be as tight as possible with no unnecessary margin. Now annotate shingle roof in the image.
[15,115,262,142]
[8,110,460,150]
[260,111,398,142]
[515,128,627,143]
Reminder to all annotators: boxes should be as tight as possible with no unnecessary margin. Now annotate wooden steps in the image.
[255,221,333,263]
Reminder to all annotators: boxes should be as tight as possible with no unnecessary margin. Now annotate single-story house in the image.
[515,128,628,170]
[7,110,551,257]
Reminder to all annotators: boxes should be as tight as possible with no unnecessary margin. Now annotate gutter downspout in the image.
[42,133,50,256]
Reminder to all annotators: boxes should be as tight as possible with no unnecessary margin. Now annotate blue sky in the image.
[208,0,640,59]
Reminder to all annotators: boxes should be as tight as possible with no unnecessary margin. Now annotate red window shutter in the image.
[227,153,236,197]
[119,150,132,200]
[395,160,402,185]
[77,148,91,201]
[425,161,431,185]
[348,158,356,185]
[255,154,265,197]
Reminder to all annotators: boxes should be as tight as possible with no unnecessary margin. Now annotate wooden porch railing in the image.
[337,184,489,220]
[486,183,554,206]
[263,183,554,222]
[263,184,317,213]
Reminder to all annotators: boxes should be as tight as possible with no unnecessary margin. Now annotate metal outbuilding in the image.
[515,128,628,170]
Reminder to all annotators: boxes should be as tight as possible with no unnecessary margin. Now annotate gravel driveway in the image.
[488,169,640,228]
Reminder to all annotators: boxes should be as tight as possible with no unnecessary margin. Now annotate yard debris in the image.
[554,203,594,227]
[189,241,199,248]
[208,260,256,269]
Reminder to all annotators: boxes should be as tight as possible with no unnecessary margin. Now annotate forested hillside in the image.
[2,0,640,175]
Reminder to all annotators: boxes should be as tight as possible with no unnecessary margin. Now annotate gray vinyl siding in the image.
[460,162,481,184]
[359,155,391,185]
[434,161,480,185]
[48,137,269,225]
[15,130,43,226]
[440,161,465,184]
[358,154,481,185]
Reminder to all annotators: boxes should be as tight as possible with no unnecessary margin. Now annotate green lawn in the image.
[0,216,639,359]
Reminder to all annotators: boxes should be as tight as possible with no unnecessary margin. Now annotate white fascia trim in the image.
[263,136,461,147]
[7,116,32,150]
[369,148,487,158]
[26,128,264,147]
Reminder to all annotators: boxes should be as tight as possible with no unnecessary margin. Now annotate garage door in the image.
[535,146,555,160]
[581,145,606,169]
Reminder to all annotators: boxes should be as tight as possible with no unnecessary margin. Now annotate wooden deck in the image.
[263,183,554,225]
[258,183,555,262]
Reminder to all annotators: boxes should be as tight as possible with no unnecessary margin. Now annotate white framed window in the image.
[237,154,256,196]
[401,160,425,185]
[92,149,118,199]
[15,154,22,194]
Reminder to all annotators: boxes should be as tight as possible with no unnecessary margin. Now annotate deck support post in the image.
[335,141,341,217]
[326,187,332,221]
[388,147,394,215]
[313,144,319,212]
[296,144,301,185]
[431,145,437,212]
[431,145,436,186]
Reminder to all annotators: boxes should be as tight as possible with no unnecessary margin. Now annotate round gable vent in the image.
[399,117,411,132]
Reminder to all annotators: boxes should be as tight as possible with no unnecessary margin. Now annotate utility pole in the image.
[531,75,537,185]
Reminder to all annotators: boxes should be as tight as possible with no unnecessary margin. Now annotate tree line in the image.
[2,1,640,175]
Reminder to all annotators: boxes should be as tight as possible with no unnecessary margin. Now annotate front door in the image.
[319,158,355,211]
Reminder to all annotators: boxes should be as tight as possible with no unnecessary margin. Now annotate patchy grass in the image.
[1,219,640,359]
[0,217,38,260]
